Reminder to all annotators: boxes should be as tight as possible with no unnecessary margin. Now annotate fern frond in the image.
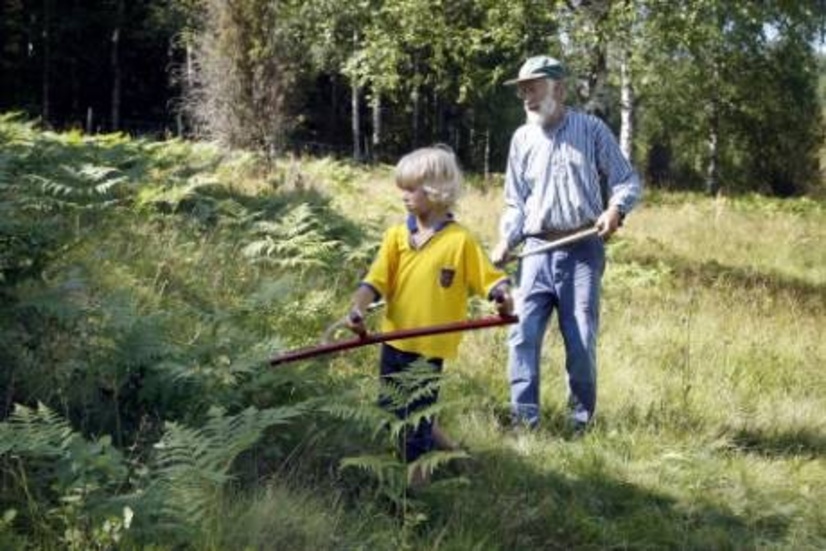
[148,404,307,528]
[407,450,469,484]
[384,402,450,441]
[242,203,341,270]
[26,162,129,210]
[0,402,74,456]
[321,401,397,431]
[340,454,404,487]
[135,174,220,210]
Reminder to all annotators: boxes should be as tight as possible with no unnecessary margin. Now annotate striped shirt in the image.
[499,108,642,249]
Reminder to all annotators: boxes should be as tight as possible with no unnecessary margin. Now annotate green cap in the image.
[504,56,568,85]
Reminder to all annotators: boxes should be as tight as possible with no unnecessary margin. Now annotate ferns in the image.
[0,403,131,548]
[325,363,470,525]
[340,453,405,488]
[145,405,307,532]
[0,402,75,457]
[0,402,311,546]
[0,116,408,547]
[29,164,129,207]
[242,203,342,270]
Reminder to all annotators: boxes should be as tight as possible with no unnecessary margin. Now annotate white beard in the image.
[525,92,558,126]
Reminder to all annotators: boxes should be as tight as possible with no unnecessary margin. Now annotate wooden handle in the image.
[270,314,519,366]
[515,227,600,260]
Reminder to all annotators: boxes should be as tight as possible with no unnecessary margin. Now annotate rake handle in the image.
[270,314,519,366]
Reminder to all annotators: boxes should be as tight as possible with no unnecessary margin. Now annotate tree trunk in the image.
[619,52,635,161]
[41,0,51,124]
[571,2,611,120]
[432,89,441,140]
[110,0,124,131]
[412,85,420,146]
[705,59,721,195]
[371,91,381,160]
[351,79,362,161]
[329,77,338,142]
[706,100,720,195]
[484,128,491,181]
[185,41,194,89]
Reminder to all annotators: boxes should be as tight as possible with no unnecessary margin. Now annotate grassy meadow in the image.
[0,117,824,550]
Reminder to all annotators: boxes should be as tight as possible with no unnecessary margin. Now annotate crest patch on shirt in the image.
[439,267,456,288]
[439,268,456,288]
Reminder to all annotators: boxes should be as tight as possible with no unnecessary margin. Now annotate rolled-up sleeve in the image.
[595,121,642,215]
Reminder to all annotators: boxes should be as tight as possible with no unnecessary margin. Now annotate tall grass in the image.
[2,119,824,549]
[196,154,826,550]
[269,156,826,549]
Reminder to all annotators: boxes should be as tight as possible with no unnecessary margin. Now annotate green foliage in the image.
[634,1,825,195]
[242,203,342,270]
[140,405,307,542]
[0,403,133,550]
[207,482,346,551]
[0,401,310,549]
[2,117,825,549]
[326,362,470,538]
[0,117,347,547]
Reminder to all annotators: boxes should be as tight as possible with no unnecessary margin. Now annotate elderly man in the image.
[491,55,642,432]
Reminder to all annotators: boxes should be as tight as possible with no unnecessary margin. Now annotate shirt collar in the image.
[406,212,454,233]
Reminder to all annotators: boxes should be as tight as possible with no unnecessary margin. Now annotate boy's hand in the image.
[345,308,367,337]
[492,288,514,317]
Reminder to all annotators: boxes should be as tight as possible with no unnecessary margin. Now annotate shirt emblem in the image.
[439,267,456,288]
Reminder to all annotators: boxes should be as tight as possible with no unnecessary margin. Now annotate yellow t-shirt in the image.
[362,221,508,359]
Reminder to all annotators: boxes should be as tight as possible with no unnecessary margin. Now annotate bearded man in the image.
[491,55,642,433]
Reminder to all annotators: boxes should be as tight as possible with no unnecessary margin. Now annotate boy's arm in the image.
[345,227,395,335]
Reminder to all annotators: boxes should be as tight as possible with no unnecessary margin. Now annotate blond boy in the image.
[346,146,513,482]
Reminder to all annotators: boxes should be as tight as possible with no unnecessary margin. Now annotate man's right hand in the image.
[491,240,512,268]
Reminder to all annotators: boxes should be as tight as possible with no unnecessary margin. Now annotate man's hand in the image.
[491,240,512,268]
[595,205,623,239]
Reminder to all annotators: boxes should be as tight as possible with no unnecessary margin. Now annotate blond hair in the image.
[395,145,462,208]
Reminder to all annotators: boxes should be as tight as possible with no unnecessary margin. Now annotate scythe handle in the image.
[515,227,600,260]
[270,314,519,366]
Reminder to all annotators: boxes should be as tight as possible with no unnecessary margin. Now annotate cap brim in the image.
[503,74,549,86]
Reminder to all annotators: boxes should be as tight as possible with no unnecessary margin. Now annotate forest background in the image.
[1,1,825,550]
[2,0,825,196]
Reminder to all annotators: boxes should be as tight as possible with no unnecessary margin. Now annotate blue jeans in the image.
[379,344,444,462]
[508,236,605,427]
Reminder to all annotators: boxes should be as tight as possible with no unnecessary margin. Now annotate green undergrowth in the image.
[1,115,824,549]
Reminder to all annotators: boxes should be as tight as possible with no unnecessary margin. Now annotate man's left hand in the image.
[595,205,622,239]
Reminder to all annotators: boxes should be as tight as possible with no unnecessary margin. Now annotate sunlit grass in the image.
[5,111,824,549]
[363,175,826,549]
[627,195,825,286]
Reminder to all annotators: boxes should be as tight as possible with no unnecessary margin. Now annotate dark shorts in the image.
[379,344,444,463]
